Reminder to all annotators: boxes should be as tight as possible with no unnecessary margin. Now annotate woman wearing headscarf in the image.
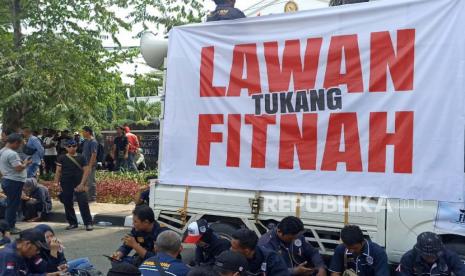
[28,224,67,273]
[21,178,52,222]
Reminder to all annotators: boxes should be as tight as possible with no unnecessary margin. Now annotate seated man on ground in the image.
[112,205,167,267]
[139,230,190,276]
[184,219,231,267]
[397,231,465,275]
[0,220,11,246]
[231,229,290,275]
[21,178,52,222]
[329,225,389,276]
[258,216,326,276]
[0,229,60,276]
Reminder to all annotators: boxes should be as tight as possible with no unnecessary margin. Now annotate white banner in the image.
[160,0,465,202]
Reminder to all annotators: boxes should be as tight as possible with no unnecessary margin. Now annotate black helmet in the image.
[414,232,444,257]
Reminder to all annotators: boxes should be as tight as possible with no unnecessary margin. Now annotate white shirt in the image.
[44,137,58,156]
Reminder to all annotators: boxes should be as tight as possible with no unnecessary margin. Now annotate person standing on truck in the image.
[184,219,231,267]
[397,231,465,276]
[258,216,327,276]
[207,0,245,22]
[231,229,290,276]
[329,225,389,276]
[112,205,167,267]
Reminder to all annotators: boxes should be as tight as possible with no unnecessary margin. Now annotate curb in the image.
[47,211,133,227]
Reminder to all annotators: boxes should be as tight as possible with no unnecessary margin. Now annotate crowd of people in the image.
[2,206,464,276]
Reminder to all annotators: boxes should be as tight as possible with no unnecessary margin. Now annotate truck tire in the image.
[209,222,240,240]
[445,241,465,258]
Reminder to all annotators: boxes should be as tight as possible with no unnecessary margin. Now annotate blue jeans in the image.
[27,163,40,178]
[1,178,25,228]
[127,152,138,171]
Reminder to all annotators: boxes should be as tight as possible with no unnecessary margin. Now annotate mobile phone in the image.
[102,255,122,262]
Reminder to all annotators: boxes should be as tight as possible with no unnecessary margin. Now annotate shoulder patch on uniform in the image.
[218,9,229,16]
[294,239,302,247]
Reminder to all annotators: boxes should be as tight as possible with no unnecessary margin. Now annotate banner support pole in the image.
[344,196,350,225]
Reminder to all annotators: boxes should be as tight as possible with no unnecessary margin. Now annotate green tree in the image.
[0,0,133,131]
[129,72,163,97]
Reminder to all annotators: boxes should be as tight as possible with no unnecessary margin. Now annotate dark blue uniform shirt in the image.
[139,252,190,276]
[194,233,230,266]
[0,242,45,276]
[206,3,245,22]
[398,248,465,275]
[247,246,290,276]
[0,236,11,246]
[258,229,325,271]
[118,222,167,261]
[329,240,389,276]
[27,250,66,273]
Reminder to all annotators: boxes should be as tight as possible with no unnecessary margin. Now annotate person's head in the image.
[231,229,258,259]
[42,128,48,135]
[277,216,304,244]
[116,126,124,136]
[340,225,365,254]
[34,224,55,245]
[16,229,48,258]
[124,127,130,134]
[214,0,235,6]
[63,130,70,137]
[414,232,444,264]
[6,133,24,150]
[214,250,248,276]
[22,127,32,138]
[330,0,369,6]
[74,132,81,139]
[23,178,39,195]
[184,219,210,247]
[154,230,183,258]
[132,205,155,232]
[65,140,78,154]
[1,129,14,143]
[0,220,10,238]
[82,126,93,139]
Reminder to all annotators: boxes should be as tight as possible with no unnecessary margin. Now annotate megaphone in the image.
[140,32,168,69]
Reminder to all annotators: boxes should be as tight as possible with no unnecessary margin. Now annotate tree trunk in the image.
[2,0,25,131]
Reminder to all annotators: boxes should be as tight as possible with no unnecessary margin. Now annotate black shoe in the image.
[11,227,22,235]
[66,225,78,230]
[85,225,93,231]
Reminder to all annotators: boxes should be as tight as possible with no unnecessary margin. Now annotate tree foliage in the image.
[0,0,205,131]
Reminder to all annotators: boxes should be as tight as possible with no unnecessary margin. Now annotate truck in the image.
[138,6,465,265]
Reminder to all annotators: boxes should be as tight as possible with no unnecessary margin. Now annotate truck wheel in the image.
[209,222,240,241]
[445,241,465,258]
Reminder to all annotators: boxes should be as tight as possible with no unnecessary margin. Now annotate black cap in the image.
[19,229,49,250]
[0,220,10,234]
[415,232,444,257]
[214,251,248,274]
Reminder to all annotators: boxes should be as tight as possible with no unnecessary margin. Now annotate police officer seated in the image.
[184,219,231,267]
[258,216,326,276]
[0,228,60,276]
[214,250,248,276]
[111,205,167,267]
[329,225,389,276]
[397,231,465,275]
[207,0,246,22]
[139,230,190,276]
[231,228,290,275]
